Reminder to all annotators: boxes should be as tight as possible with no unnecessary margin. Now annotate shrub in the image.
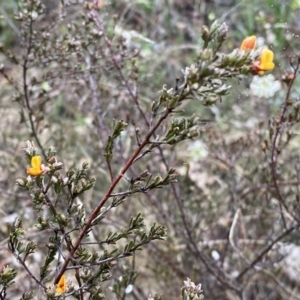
[0,1,300,299]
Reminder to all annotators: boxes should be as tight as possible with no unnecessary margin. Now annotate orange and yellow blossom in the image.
[26,156,49,176]
[240,35,256,50]
[251,48,275,75]
[88,0,103,9]
[56,274,67,294]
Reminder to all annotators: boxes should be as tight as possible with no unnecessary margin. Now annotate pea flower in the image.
[251,48,275,75]
[26,156,49,176]
[240,35,256,50]
[56,274,67,294]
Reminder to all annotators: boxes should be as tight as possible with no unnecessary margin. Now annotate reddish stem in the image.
[54,107,171,284]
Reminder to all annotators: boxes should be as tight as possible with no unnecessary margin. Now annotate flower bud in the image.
[240,35,256,50]
[15,179,26,186]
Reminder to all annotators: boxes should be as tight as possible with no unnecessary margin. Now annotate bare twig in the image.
[236,224,298,281]
[270,58,300,224]
[12,252,47,290]
[90,10,150,128]
[84,53,113,182]
[22,4,46,159]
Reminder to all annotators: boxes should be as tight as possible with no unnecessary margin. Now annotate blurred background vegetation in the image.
[1,0,300,299]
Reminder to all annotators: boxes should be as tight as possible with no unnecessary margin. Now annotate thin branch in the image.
[269,58,300,223]
[90,10,150,128]
[236,224,298,281]
[155,133,242,294]
[54,106,173,284]
[14,253,47,290]
[22,5,46,159]
[84,53,113,182]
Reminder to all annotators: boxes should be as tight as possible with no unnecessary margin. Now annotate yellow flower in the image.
[26,156,49,176]
[259,48,275,71]
[251,48,275,75]
[240,35,256,50]
[56,274,67,294]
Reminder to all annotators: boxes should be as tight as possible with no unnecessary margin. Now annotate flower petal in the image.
[26,156,43,176]
[56,274,67,294]
[260,48,275,71]
[31,156,42,169]
[240,35,256,50]
[26,167,43,176]
[250,48,275,75]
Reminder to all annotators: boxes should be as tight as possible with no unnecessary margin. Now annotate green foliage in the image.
[112,265,138,300]
[105,120,128,162]
[0,266,17,297]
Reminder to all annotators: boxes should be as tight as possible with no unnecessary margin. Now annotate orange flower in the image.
[56,274,67,294]
[251,48,275,75]
[26,156,49,176]
[240,35,256,50]
[88,0,104,9]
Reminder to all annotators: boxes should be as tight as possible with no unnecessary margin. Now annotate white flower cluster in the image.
[250,74,281,98]
[182,277,204,299]
[188,140,208,161]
